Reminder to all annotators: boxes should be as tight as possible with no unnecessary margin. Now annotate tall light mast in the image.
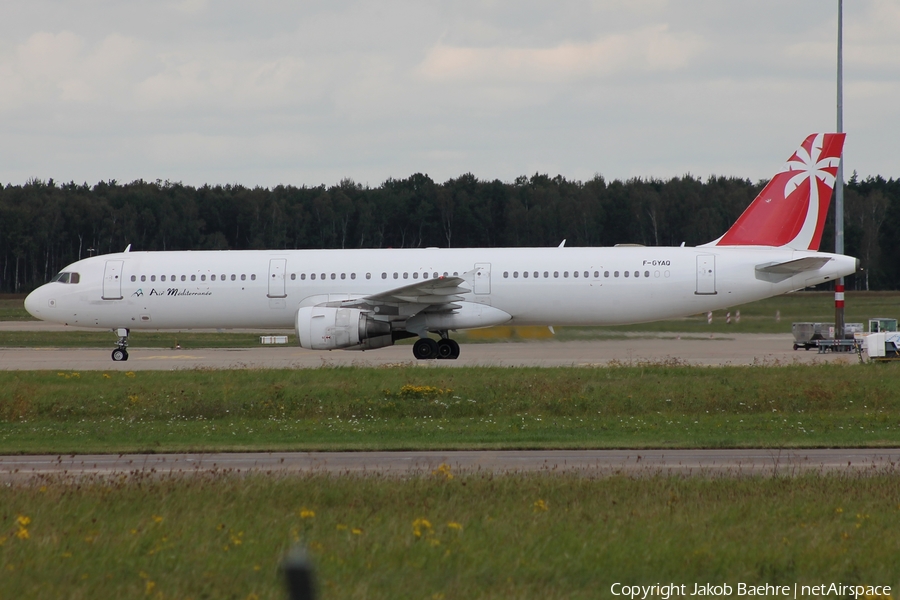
[834,0,845,339]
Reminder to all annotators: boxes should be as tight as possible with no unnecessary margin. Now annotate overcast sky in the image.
[1,0,897,188]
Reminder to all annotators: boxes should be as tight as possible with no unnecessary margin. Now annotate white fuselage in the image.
[24,246,856,331]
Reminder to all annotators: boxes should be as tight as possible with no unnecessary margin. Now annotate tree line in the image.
[1,171,896,293]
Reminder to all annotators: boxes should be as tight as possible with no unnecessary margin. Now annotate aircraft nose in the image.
[24,287,42,318]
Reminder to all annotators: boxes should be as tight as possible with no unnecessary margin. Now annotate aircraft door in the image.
[695,254,717,295]
[268,258,287,298]
[102,260,124,300]
[473,263,491,295]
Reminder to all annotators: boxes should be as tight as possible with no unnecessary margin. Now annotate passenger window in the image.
[573,271,578,278]
[191,275,196,281]
[604,271,610,278]
[614,271,619,278]
[644,271,650,278]
[351,273,356,280]
[211,275,216,281]
[300,274,306,280]
[563,271,569,278]
[593,271,599,278]
[251,274,257,281]
[403,272,408,279]
[554,272,559,278]
[413,272,418,279]
[366,273,371,280]
[453,272,458,276]
[131,275,136,282]
[341,273,346,280]
[151,275,157,282]
[241,274,246,281]
[141,275,147,282]
[311,273,316,280]
[181,275,186,282]
[381,273,387,279]
[433,273,439,279]
[162,275,167,282]
[523,271,528,278]
[393,273,398,279]
[513,271,518,278]
[633,271,639,278]
[503,272,509,278]
[443,272,449,277]
[543,271,549,278]
[584,271,589,278]
[221,274,226,281]
[624,271,629,278]
[201,275,206,281]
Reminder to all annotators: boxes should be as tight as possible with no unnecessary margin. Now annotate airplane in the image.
[24,133,857,362]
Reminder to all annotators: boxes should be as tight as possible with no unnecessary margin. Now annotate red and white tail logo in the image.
[709,133,846,250]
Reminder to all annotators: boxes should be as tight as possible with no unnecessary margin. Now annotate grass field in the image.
[2,364,899,454]
[1,471,898,599]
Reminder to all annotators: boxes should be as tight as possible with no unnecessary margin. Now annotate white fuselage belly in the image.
[26,247,854,331]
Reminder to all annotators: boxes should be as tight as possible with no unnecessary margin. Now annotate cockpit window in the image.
[52,272,80,284]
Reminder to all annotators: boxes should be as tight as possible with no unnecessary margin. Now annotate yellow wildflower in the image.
[125,371,136,378]
[533,499,549,512]
[299,508,315,519]
[413,518,432,538]
[351,528,363,535]
[336,524,348,531]
[145,580,156,595]
[103,373,111,379]
[152,515,163,523]
[432,463,453,480]
[447,522,463,531]
[15,529,29,540]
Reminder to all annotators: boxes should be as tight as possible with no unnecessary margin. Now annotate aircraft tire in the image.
[447,339,460,359]
[437,339,455,359]
[413,338,439,360]
[112,349,128,362]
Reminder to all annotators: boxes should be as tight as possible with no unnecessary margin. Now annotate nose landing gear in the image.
[112,328,129,361]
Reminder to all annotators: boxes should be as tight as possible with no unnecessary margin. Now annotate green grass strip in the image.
[2,364,900,453]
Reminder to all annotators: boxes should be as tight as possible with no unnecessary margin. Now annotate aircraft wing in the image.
[320,275,472,317]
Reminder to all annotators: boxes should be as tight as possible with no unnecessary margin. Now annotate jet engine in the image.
[295,306,392,350]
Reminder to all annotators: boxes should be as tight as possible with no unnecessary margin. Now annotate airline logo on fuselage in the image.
[132,288,213,297]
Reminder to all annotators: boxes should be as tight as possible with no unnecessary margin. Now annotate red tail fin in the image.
[709,133,845,250]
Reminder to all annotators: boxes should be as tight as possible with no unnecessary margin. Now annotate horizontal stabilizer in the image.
[756,257,832,274]
[754,256,833,283]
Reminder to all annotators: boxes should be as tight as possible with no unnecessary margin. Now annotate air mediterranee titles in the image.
[609,582,891,599]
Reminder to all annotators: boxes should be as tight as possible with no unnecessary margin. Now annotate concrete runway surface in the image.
[0,332,861,370]
[1,449,898,481]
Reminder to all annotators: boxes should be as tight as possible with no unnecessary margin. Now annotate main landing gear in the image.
[412,333,460,360]
[112,328,129,362]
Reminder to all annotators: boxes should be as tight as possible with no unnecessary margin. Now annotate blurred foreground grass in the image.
[1,471,898,599]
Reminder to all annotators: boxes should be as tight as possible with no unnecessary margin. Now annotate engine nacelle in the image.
[296,306,392,350]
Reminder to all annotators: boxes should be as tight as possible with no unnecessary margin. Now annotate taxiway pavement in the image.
[0,332,859,370]
[1,449,897,480]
